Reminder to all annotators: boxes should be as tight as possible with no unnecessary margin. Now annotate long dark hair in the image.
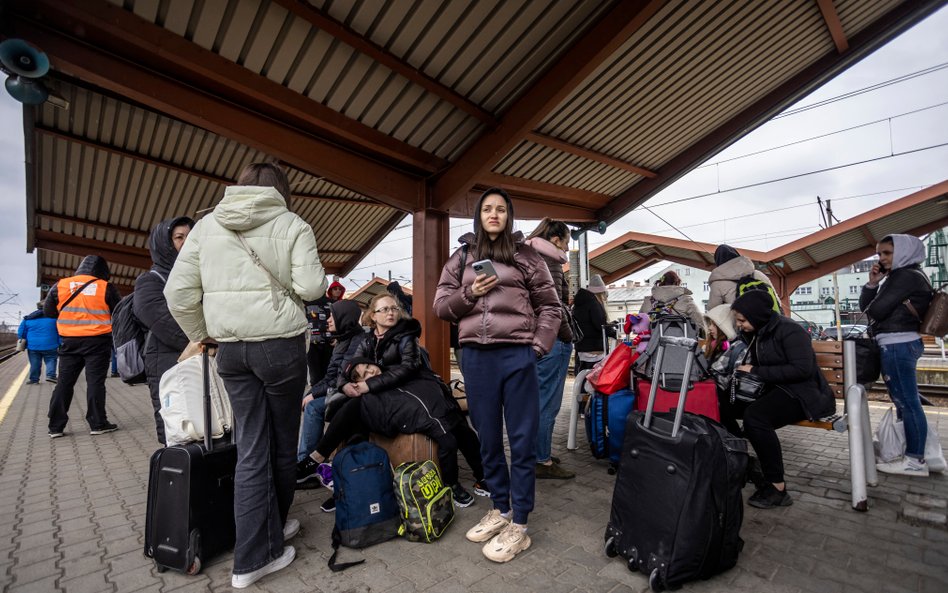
[527,217,569,242]
[473,187,516,266]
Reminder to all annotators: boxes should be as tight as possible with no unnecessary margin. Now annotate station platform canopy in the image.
[586,179,948,310]
[4,0,945,373]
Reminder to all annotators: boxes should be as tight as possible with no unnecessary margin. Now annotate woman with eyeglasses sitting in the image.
[296,293,483,501]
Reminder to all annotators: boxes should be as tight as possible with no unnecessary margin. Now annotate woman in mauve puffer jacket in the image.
[433,187,560,564]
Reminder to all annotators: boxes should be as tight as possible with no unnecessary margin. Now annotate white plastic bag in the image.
[159,355,233,447]
[873,407,903,463]
[873,406,947,473]
[926,424,947,473]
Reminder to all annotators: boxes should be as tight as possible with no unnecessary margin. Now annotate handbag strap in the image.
[233,231,299,311]
[59,277,99,310]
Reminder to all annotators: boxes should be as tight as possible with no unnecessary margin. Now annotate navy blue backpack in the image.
[328,441,400,572]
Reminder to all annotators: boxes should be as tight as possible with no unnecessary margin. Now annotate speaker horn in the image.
[5,76,49,105]
[0,39,50,79]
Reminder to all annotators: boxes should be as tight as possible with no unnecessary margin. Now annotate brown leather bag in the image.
[903,288,948,337]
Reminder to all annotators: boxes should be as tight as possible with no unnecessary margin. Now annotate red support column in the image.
[412,209,451,380]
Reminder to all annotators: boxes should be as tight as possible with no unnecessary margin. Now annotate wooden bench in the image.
[795,340,877,511]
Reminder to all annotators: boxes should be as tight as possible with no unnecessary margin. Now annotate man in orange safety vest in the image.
[44,255,123,438]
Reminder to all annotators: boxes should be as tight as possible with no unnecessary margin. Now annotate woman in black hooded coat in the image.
[730,291,835,509]
[133,217,194,444]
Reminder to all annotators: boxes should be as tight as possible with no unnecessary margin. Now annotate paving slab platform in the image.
[0,353,946,593]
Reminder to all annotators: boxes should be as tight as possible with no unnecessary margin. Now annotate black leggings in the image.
[722,389,806,484]
[315,399,485,487]
[316,398,367,459]
[434,420,484,486]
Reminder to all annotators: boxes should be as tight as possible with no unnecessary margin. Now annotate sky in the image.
[1,6,947,325]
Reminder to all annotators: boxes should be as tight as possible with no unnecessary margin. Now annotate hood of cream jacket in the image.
[164,186,327,342]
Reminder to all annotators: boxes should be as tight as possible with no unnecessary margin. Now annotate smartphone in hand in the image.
[472,259,498,279]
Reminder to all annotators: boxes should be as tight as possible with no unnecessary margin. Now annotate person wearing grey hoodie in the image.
[860,234,934,477]
[134,216,194,445]
[707,244,776,311]
[165,162,326,588]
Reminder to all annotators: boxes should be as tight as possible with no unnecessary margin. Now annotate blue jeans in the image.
[880,339,927,459]
[461,345,539,525]
[216,335,307,574]
[535,339,573,463]
[297,395,326,461]
[28,349,58,382]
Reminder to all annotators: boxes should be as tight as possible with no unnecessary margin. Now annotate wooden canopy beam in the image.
[525,132,658,178]
[431,0,665,210]
[18,0,446,176]
[34,229,153,270]
[453,189,597,223]
[9,15,424,212]
[272,0,496,128]
[817,0,850,53]
[481,173,612,207]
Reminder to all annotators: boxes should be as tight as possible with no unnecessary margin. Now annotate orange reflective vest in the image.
[56,275,112,337]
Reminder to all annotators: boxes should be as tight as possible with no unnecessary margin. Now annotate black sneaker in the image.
[473,480,490,497]
[110,372,120,378]
[46,376,57,383]
[320,497,336,513]
[90,423,118,435]
[296,457,319,484]
[748,484,792,509]
[451,483,475,508]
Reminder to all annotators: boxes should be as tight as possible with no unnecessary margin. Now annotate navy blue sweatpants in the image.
[461,345,539,525]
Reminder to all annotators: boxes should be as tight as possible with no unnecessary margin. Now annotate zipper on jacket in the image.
[396,388,446,435]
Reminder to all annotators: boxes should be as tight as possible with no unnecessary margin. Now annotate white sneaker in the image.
[283,518,300,541]
[465,509,509,543]
[231,545,296,589]
[876,456,930,477]
[482,523,531,563]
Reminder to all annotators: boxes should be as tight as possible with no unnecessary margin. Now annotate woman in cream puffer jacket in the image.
[165,163,326,585]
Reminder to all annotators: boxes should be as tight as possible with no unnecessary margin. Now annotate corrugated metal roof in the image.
[123,0,614,161]
[10,0,941,296]
[496,0,836,193]
[29,80,401,281]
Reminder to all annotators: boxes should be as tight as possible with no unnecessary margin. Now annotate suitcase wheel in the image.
[186,529,202,575]
[649,567,664,592]
[604,536,618,558]
[153,561,167,574]
[626,547,638,572]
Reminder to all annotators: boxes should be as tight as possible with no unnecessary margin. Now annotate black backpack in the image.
[112,270,163,385]
[735,274,781,313]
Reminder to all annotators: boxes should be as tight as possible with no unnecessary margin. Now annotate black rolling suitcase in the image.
[604,336,748,591]
[144,349,237,574]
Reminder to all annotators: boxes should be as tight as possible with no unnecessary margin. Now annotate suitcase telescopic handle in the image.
[202,346,213,451]
[642,336,698,438]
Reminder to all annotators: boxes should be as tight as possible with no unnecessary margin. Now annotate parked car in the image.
[821,324,869,340]
[795,320,824,339]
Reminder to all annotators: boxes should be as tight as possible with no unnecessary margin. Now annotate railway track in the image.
[0,345,19,364]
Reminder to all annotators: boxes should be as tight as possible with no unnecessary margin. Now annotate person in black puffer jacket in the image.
[296,300,366,467]
[572,275,616,372]
[134,216,194,444]
[860,234,934,477]
[730,291,836,509]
